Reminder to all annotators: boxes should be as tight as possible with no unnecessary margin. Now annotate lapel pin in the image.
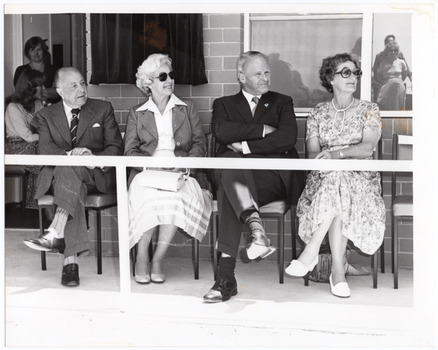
[264,103,269,107]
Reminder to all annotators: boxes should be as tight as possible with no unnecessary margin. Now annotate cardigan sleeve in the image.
[5,103,39,143]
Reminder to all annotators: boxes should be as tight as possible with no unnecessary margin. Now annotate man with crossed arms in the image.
[203,51,304,303]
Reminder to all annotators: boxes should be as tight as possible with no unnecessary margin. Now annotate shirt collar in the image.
[241,89,261,105]
[136,94,187,112]
[63,102,81,119]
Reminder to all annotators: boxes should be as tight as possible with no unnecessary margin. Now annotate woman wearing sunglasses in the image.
[373,41,409,111]
[285,53,385,298]
[124,53,212,284]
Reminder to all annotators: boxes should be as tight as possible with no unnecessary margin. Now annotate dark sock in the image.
[217,256,236,281]
[240,207,258,223]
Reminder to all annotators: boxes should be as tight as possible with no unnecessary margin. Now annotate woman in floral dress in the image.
[285,53,386,298]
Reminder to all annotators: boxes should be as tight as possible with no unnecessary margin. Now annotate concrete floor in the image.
[4,228,434,348]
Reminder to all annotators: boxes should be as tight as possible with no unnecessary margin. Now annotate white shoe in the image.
[329,274,351,298]
[246,243,276,260]
[285,256,318,277]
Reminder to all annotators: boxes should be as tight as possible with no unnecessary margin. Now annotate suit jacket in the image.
[123,98,206,186]
[212,90,304,205]
[35,98,123,197]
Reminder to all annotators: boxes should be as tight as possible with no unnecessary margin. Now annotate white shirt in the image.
[63,102,82,155]
[63,102,81,128]
[241,89,265,154]
[136,94,187,157]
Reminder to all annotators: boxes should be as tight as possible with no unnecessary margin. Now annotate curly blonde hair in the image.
[135,53,172,96]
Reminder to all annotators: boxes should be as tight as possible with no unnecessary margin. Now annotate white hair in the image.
[135,53,172,96]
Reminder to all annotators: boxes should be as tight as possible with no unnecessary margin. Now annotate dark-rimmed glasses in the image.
[154,71,176,82]
[334,67,362,79]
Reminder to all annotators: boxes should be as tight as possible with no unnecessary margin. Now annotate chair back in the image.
[393,134,413,161]
[207,132,218,158]
[391,134,413,201]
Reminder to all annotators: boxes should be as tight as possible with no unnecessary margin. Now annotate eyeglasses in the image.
[334,67,362,79]
[154,71,176,82]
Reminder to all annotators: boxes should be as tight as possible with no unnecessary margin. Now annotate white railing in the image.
[4,154,413,309]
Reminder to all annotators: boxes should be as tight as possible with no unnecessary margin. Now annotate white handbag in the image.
[136,168,189,192]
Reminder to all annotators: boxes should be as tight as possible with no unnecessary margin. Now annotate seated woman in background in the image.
[124,54,212,284]
[373,41,408,111]
[285,53,386,298]
[13,36,59,104]
[5,69,46,209]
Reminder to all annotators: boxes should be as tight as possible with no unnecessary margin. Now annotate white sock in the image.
[221,253,231,258]
[64,255,78,266]
[44,227,60,240]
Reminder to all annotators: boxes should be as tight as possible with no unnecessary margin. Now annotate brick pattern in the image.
[85,14,413,269]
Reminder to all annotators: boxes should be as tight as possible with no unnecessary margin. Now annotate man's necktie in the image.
[251,96,259,116]
[70,108,80,148]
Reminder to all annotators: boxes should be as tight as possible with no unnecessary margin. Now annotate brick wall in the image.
[85,13,413,270]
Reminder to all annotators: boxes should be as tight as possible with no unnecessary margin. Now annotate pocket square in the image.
[92,123,101,128]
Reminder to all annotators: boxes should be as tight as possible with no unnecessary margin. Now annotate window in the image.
[250,14,362,111]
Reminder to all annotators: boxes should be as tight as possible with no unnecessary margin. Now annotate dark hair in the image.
[319,53,360,93]
[7,69,46,112]
[24,36,49,60]
[384,34,396,45]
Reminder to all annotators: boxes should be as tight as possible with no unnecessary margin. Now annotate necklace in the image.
[331,98,354,134]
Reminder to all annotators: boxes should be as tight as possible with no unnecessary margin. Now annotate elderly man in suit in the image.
[24,67,123,286]
[203,51,304,303]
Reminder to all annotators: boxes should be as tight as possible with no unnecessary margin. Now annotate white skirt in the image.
[128,174,213,249]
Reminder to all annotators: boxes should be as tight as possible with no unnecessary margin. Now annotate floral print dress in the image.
[297,100,386,255]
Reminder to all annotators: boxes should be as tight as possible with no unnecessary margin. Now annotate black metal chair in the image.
[37,193,117,274]
[207,134,298,284]
[391,134,413,289]
[5,165,28,215]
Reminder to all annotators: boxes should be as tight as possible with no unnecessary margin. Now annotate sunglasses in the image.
[334,67,362,79]
[154,71,176,82]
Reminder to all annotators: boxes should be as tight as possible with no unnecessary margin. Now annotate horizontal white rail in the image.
[4,155,413,172]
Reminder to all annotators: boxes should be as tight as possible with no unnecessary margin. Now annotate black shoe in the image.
[24,231,65,254]
[203,278,238,303]
[61,263,80,287]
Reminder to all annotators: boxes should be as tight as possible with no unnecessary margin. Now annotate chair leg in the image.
[22,172,28,216]
[212,212,218,280]
[149,235,154,259]
[38,206,47,271]
[279,215,285,284]
[380,240,385,273]
[291,207,297,260]
[394,217,399,289]
[96,209,102,275]
[193,238,199,280]
[372,250,378,289]
[131,244,138,277]
[85,209,90,231]
[391,215,395,274]
[304,272,309,286]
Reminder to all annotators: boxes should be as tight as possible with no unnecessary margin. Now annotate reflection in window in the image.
[250,15,362,109]
[371,14,412,111]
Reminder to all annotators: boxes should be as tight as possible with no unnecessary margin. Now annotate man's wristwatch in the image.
[339,150,345,159]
